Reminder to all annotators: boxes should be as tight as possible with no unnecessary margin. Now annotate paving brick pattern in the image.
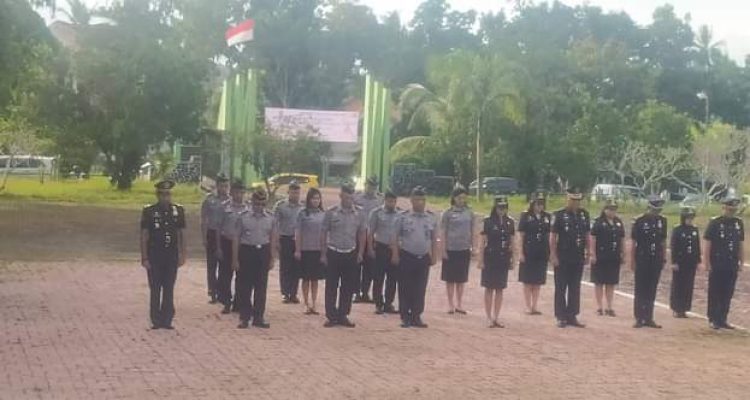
[1,259,749,400]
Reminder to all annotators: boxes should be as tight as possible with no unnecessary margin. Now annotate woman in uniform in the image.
[517,192,551,315]
[669,206,701,318]
[441,186,475,314]
[478,196,515,328]
[589,198,625,317]
[294,188,326,315]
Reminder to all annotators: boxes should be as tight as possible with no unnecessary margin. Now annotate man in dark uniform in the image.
[321,184,366,327]
[704,195,744,330]
[354,175,384,303]
[234,189,276,329]
[274,181,303,304]
[368,190,401,314]
[140,180,186,330]
[391,186,438,328]
[201,173,230,303]
[630,195,668,329]
[550,187,590,328]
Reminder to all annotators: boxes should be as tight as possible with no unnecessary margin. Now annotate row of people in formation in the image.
[141,176,743,331]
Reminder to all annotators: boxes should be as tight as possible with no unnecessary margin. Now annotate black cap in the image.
[366,175,378,186]
[680,206,696,217]
[647,195,665,209]
[411,186,427,197]
[341,183,355,195]
[604,197,618,210]
[230,178,246,191]
[251,189,267,202]
[384,190,397,199]
[288,180,301,190]
[494,195,509,207]
[451,184,468,198]
[566,187,583,201]
[722,195,741,207]
[215,173,229,183]
[155,180,175,190]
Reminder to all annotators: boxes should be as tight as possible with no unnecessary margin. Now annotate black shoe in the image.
[209,294,218,304]
[644,320,662,329]
[674,312,688,319]
[557,320,567,328]
[400,319,411,328]
[221,304,231,314]
[352,294,364,303]
[596,309,604,316]
[605,309,617,317]
[237,320,249,329]
[324,319,338,328]
[291,297,301,304]
[161,325,174,330]
[710,322,721,330]
[282,295,292,304]
[252,320,271,329]
[339,318,356,328]
[385,305,399,314]
[412,318,428,328]
[633,320,644,328]
[150,325,161,330]
[567,318,586,328]
[231,302,239,312]
[454,308,468,315]
[531,310,542,316]
[720,322,736,330]
[375,305,385,315]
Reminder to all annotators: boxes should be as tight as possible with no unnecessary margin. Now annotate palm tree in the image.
[694,25,724,72]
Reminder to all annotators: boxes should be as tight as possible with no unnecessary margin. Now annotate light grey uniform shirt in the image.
[322,204,365,252]
[369,206,401,246]
[354,192,383,228]
[274,199,303,237]
[201,193,230,230]
[220,201,248,238]
[296,208,325,251]
[441,206,475,251]
[238,209,274,246]
[396,210,438,256]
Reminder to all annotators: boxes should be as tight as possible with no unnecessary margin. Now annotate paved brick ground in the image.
[1,258,749,400]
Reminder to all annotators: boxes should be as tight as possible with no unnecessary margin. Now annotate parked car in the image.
[590,184,645,202]
[468,177,520,195]
[251,173,319,192]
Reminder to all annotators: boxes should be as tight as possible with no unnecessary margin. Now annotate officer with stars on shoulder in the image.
[140,180,186,330]
[704,194,745,330]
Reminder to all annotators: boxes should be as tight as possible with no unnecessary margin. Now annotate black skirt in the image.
[518,258,548,285]
[441,250,471,283]
[300,251,325,281]
[481,249,510,289]
[590,259,621,285]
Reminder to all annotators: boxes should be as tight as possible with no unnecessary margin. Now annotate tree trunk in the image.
[0,155,15,192]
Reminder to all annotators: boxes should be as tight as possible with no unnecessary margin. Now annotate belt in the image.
[375,241,391,247]
[241,243,269,250]
[281,235,295,239]
[328,246,356,254]
[401,249,429,259]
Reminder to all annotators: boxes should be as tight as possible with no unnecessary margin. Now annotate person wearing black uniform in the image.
[669,206,701,318]
[550,187,590,328]
[518,192,551,315]
[704,195,744,330]
[630,195,667,329]
[201,173,229,303]
[234,189,276,329]
[478,196,515,328]
[140,180,186,330]
[589,198,625,317]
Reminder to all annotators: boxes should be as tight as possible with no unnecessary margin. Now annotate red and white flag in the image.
[225,19,254,47]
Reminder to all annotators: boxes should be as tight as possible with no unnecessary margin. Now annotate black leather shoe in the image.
[339,318,356,328]
[567,318,586,328]
[412,318,428,328]
[605,309,617,317]
[644,320,662,329]
[150,325,160,330]
[375,305,384,315]
[710,322,721,330]
[556,320,567,328]
[596,309,604,316]
[385,305,399,314]
[282,295,292,304]
[209,294,218,304]
[161,325,174,330]
[720,322,736,330]
[221,304,231,314]
[237,320,249,329]
[252,320,270,329]
[352,294,364,303]
[291,297,301,304]
[633,320,644,328]
[400,319,411,328]
[323,319,338,328]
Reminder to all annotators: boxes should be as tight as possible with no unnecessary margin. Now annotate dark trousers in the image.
[554,261,584,321]
[217,236,235,306]
[237,244,270,323]
[279,236,299,298]
[670,262,698,313]
[373,242,398,307]
[634,260,663,322]
[359,242,375,297]
[325,250,358,321]
[398,250,430,322]
[206,229,219,296]
[147,257,178,327]
[707,269,738,324]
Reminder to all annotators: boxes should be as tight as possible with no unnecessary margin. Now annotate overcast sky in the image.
[49,0,750,64]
